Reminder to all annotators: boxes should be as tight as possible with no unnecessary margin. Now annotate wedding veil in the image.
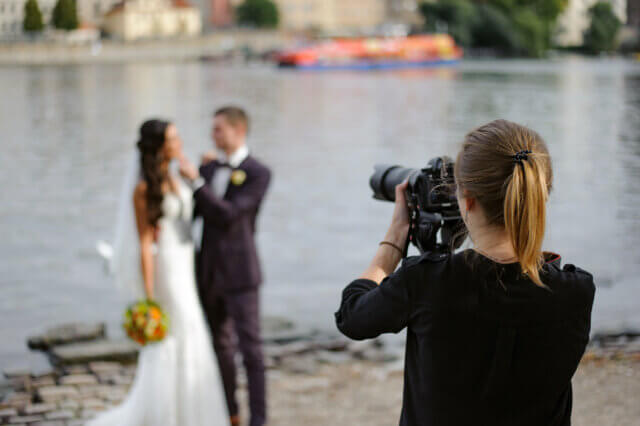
[100,152,146,302]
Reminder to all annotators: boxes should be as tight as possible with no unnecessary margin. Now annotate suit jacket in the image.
[194,155,271,294]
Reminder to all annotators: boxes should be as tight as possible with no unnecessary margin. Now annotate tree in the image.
[421,0,477,46]
[420,0,570,57]
[52,0,79,31]
[512,8,547,57]
[471,4,519,53]
[583,2,622,53]
[23,0,44,33]
[236,0,279,29]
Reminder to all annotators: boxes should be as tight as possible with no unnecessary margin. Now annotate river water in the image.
[1,58,639,367]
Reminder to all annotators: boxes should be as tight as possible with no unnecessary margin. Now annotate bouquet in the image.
[123,300,169,345]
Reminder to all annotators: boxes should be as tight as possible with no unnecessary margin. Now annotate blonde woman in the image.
[336,120,595,426]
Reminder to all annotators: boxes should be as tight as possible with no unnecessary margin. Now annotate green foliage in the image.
[52,0,79,31]
[420,0,570,57]
[420,0,477,46]
[471,4,518,52]
[236,0,279,29]
[23,0,44,33]
[534,0,568,21]
[583,2,622,53]
[512,8,548,57]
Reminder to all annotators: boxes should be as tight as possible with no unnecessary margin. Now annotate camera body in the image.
[370,157,465,254]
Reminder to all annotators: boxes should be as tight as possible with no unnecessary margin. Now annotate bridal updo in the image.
[137,119,170,228]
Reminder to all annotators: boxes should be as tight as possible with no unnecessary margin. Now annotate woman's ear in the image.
[465,196,476,212]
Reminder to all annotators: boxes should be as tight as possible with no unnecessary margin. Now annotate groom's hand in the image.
[179,156,200,181]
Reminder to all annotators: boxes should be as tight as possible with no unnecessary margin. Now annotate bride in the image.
[88,119,228,426]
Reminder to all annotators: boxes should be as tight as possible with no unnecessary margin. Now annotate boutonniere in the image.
[230,169,247,186]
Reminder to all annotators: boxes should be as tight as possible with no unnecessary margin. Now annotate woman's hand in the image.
[201,150,217,165]
[385,180,411,248]
[359,181,411,284]
[179,155,199,181]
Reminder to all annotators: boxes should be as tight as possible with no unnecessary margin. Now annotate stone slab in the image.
[28,323,106,351]
[8,415,45,423]
[81,398,106,410]
[31,377,56,389]
[23,403,57,415]
[59,374,98,386]
[76,384,111,395]
[57,400,80,410]
[50,340,138,366]
[62,366,88,375]
[88,362,122,374]
[37,386,79,402]
[44,409,74,420]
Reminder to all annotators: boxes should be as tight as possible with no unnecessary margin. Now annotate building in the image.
[274,0,387,34]
[206,0,399,34]
[555,0,627,46]
[103,0,202,40]
[0,0,55,39]
[0,0,120,40]
[78,0,122,26]
[209,0,232,27]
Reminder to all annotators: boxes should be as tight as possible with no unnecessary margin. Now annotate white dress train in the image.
[87,182,228,426]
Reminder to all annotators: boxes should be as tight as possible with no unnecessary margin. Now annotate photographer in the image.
[335,120,595,426]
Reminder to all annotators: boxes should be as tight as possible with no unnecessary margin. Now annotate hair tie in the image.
[512,150,532,164]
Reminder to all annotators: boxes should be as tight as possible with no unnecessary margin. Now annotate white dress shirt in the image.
[212,144,249,197]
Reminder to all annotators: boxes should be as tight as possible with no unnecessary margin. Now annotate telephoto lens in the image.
[369,164,419,202]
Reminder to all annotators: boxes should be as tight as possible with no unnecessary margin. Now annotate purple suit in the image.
[194,155,271,426]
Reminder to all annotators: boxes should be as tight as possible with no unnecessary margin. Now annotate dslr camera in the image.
[369,157,465,255]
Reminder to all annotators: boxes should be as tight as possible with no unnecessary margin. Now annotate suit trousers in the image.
[204,288,266,426]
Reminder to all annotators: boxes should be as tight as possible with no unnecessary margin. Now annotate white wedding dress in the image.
[88,181,228,426]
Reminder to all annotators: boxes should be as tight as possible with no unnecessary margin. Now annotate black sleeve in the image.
[334,266,414,341]
[193,167,271,229]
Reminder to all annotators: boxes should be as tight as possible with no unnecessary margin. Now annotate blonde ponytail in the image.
[503,154,549,287]
[454,119,554,288]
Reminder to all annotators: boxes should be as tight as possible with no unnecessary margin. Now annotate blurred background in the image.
[0,0,639,424]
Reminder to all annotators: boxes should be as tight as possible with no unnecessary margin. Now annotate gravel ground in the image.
[256,359,640,426]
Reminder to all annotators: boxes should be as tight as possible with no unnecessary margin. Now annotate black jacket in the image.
[194,156,271,294]
[335,250,595,426]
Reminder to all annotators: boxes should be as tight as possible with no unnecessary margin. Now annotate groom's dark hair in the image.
[215,106,249,133]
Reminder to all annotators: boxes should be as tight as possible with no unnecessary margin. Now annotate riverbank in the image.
[1,351,638,425]
[0,30,296,66]
[1,321,639,425]
[264,358,640,426]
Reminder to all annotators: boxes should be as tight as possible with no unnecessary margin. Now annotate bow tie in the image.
[217,161,232,169]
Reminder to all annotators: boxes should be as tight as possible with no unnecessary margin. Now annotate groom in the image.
[180,106,271,426]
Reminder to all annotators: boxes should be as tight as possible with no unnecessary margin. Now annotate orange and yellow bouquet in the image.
[123,300,169,345]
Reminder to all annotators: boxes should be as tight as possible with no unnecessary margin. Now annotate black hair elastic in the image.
[513,150,532,165]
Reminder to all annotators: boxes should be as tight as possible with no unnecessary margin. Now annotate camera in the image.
[369,157,465,254]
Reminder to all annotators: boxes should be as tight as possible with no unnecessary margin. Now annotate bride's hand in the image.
[179,155,199,181]
[201,150,217,165]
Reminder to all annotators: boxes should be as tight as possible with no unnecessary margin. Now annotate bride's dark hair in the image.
[137,119,170,228]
